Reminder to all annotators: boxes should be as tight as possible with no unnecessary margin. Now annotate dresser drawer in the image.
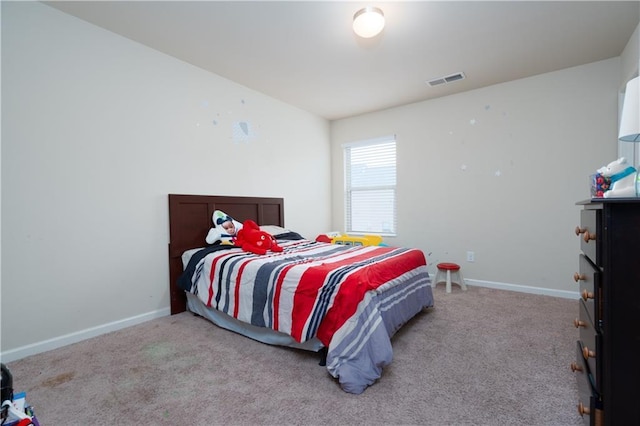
[577,254,601,328]
[574,341,598,425]
[578,210,600,265]
[577,300,600,393]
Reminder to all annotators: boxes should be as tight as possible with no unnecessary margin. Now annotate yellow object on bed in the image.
[331,234,383,246]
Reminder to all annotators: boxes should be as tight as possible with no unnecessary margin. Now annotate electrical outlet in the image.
[466,251,475,262]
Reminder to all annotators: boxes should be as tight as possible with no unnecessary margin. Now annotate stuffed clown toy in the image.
[205,210,243,245]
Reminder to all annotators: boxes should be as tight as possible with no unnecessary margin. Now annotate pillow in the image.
[259,225,291,236]
[205,210,243,244]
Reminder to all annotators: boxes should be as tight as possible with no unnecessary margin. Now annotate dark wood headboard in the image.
[168,194,284,314]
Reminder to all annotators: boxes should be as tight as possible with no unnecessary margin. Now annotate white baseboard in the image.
[1,307,171,363]
[463,279,580,300]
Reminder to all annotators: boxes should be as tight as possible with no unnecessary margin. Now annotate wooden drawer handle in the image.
[573,272,586,282]
[582,346,596,360]
[570,362,583,372]
[583,231,596,243]
[575,226,586,236]
[573,318,586,328]
[578,401,590,417]
[582,289,594,301]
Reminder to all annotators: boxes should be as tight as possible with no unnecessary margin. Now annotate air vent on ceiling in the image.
[427,72,466,87]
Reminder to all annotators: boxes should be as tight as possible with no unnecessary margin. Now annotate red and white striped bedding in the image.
[182,238,433,393]
[187,239,424,345]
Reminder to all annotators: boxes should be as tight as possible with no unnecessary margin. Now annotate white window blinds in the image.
[344,136,397,236]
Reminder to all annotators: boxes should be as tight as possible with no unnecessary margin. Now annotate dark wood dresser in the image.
[573,199,640,425]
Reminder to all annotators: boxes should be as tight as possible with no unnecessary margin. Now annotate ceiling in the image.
[44,1,640,120]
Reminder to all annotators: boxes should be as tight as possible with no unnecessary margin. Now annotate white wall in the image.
[331,58,620,295]
[1,2,331,358]
[620,22,639,85]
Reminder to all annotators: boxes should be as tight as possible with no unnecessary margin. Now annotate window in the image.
[344,136,396,236]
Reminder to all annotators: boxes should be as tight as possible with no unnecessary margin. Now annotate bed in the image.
[168,194,434,394]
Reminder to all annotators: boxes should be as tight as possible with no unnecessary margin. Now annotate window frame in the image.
[343,135,397,237]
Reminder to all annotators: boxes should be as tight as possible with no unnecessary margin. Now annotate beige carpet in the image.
[6,285,584,425]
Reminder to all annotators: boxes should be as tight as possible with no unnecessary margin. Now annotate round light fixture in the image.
[353,7,385,38]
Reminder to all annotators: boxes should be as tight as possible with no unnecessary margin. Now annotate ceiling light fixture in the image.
[353,7,385,38]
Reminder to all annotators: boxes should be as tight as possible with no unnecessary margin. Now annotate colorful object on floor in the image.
[1,364,39,426]
[433,262,467,293]
[235,219,283,255]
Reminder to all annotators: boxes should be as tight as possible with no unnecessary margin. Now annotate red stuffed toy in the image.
[235,220,283,255]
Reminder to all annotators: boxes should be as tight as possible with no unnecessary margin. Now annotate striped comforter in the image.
[180,238,433,393]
